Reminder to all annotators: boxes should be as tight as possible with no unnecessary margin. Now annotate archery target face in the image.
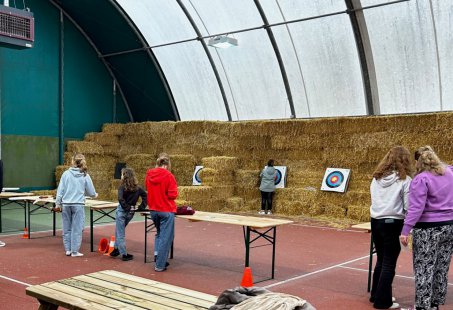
[321,168,351,192]
[263,166,287,189]
[192,166,203,185]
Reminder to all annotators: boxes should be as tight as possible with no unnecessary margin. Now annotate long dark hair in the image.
[373,146,413,180]
[121,168,138,191]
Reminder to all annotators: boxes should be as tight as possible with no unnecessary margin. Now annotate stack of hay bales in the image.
[55,111,453,224]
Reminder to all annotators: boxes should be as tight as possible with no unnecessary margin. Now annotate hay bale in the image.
[124,154,154,171]
[102,123,124,135]
[199,168,235,186]
[235,170,260,188]
[177,186,213,202]
[323,205,347,218]
[346,205,370,221]
[201,156,240,171]
[55,165,70,183]
[211,185,235,200]
[224,197,244,211]
[170,154,196,186]
[84,132,120,147]
[66,141,103,155]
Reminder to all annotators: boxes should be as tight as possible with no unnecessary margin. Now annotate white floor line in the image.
[0,275,30,286]
[264,254,370,289]
[339,265,453,286]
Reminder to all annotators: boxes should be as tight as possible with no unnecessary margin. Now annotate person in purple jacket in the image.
[400,146,453,310]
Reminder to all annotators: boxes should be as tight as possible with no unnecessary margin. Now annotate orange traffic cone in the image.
[98,238,109,253]
[240,267,253,287]
[22,227,29,239]
[104,236,115,255]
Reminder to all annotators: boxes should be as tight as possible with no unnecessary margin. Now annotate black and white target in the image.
[192,166,203,186]
[321,168,351,193]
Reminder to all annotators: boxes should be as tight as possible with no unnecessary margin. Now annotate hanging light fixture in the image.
[207,35,238,48]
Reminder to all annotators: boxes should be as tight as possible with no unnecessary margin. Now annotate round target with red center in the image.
[326,171,344,188]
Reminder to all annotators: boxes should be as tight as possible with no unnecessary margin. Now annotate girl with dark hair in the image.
[370,146,413,309]
[56,153,97,257]
[259,159,277,215]
[109,167,147,261]
[400,146,453,310]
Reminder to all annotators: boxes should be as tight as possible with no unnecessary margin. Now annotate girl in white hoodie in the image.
[369,146,413,309]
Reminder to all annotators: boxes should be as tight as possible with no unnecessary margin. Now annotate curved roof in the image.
[52,0,453,122]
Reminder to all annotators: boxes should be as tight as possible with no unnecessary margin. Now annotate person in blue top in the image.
[56,153,97,257]
[259,159,277,215]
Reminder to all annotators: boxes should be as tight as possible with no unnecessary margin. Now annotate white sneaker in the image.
[258,210,265,215]
[389,302,400,309]
[71,252,84,257]
[65,251,71,256]
[266,211,272,215]
[392,297,396,302]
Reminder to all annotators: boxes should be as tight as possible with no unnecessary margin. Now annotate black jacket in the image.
[118,185,147,211]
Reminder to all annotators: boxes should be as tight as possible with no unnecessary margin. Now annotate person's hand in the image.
[399,235,409,247]
[53,205,62,213]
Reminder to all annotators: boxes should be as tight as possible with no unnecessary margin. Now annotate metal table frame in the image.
[144,214,280,282]
[89,206,117,252]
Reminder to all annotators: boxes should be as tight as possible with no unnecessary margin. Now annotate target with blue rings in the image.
[321,168,351,193]
[326,171,344,188]
[192,166,203,185]
[274,169,283,185]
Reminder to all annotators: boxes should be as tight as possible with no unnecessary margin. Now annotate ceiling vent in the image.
[0,4,34,49]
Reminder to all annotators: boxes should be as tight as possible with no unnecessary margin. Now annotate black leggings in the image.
[260,191,274,211]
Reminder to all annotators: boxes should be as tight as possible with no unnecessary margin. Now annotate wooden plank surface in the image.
[26,270,216,310]
[0,192,34,198]
[351,222,371,231]
[177,211,293,228]
[89,202,118,209]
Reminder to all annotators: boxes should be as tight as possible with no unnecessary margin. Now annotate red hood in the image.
[146,167,172,184]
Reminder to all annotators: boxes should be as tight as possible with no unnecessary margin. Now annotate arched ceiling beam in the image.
[49,0,134,122]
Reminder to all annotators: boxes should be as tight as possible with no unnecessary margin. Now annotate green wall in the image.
[0,0,129,189]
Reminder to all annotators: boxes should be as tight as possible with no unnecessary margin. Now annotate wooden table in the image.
[9,196,117,241]
[352,222,374,292]
[26,269,217,310]
[0,192,34,233]
[144,211,293,282]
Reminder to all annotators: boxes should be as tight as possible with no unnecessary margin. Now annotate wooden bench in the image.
[26,269,217,310]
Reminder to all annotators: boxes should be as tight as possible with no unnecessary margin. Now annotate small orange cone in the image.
[104,236,115,255]
[22,227,29,239]
[240,267,253,287]
[98,238,109,253]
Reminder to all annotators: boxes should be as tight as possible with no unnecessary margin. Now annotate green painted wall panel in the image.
[63,19,115,138]
[0,1,60,137]
[2,135,59,189]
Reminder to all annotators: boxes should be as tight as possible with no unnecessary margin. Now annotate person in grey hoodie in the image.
[369,146,413,309]
[259,159,277,215]
[56,153,97,257]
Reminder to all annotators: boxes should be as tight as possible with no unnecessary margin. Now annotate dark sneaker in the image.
[109,248,120,257]
[122,254,133,261]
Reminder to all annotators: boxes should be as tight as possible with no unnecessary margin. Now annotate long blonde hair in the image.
[373,146,413,180]
[72,153,87,175]
[414,146,445,176]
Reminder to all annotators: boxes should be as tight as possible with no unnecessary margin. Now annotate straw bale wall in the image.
[55,112,453,223]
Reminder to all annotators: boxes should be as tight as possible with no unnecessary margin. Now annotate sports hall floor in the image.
[0,205,452,310]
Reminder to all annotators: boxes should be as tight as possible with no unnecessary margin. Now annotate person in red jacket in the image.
[145,155,178,272]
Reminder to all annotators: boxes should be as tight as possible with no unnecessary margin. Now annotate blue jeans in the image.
[151,211,175,270]
[114,205,134,255]
[62,204,85,254]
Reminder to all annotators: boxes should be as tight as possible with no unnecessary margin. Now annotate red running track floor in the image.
[0,217,452,310]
